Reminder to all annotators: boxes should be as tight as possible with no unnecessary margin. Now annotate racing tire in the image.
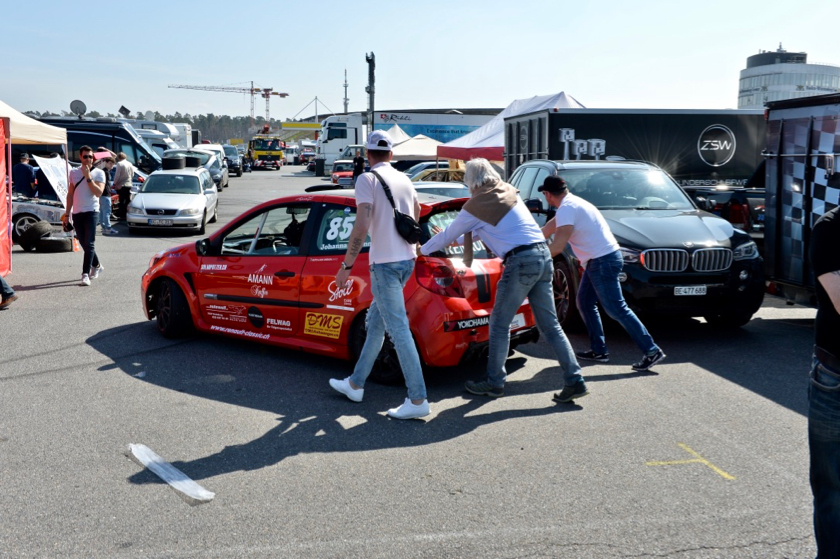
[156,278,194,339]
[19,221,53,252]
[349,310,410,386]
[209,204,218,223]
[553,257,581,330]
[703,312,753,328]
[12,213,39,243]
[237,170,243,177]
[198,211,207,235]
[35,236,74,253]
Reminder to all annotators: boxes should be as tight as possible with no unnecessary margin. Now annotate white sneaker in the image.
[80,274,91,286]
[329,377,364,402]
[91,264,104,279]
[108,228,118,235]
[387,398,430,419]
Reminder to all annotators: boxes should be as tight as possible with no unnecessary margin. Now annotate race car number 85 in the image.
[326,217,355,241]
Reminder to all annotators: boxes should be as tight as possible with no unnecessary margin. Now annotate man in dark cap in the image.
[539,175,665,371]
[12,153,37,197]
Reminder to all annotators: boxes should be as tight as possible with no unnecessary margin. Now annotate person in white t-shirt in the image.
[327,130,430,420]
[539,176,665,371]
[62,145,106,286]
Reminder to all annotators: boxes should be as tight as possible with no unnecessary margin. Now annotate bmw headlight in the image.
[180,207,201,216]
[128,203,144,215]
[619,247,641,264]
[733,240,759,260]
[149,250,165,269]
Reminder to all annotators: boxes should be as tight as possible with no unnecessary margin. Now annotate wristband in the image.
[341,261,352,270]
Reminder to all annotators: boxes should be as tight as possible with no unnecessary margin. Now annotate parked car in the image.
[222,144,243,177]
[404,161,450,180]
[330,160,355,187]
[306,159,317,172]
[192,144,231,185]
[508,159,765,327]
[412,182,470,199]
[163,148,228,189]
[10,194,64,243]
[412,168,465,183]
[140,192,540,384]
[127,162,218,235]
[299,149,316,165]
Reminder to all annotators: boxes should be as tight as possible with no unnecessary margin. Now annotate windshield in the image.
[333,163,353,172]
[415,186,470,198]
[252,139,284,150]
[422,209,490,259]
[141,174,201,194]
[557,169,694,210]
[223,146,238,156]
[166,150,212,165]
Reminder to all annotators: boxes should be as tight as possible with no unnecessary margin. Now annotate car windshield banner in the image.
[32,155,68,208]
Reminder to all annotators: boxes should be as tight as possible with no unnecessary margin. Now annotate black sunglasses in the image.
[81,154,94,160]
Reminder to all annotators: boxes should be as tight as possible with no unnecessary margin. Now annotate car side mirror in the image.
[196,238,212,256]
[525,198,544,213]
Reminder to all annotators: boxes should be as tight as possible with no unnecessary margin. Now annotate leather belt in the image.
[503,241,547,263]
[816,345,840,372]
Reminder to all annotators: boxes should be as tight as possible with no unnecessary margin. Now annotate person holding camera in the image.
[62,146,105,286]
[421,159,587,402]
[328,130,430,420]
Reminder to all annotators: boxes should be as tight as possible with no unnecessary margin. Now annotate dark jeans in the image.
[810,353,840,558]
[1,275,14,299]
[117,187,131,220]
[73,211,100,275]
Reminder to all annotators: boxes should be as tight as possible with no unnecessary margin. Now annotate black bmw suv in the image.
[508,160,765,328]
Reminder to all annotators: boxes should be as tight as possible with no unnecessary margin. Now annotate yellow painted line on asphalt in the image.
[646,443,735,480]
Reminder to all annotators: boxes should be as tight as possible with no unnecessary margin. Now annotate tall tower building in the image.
[738,45,840,109]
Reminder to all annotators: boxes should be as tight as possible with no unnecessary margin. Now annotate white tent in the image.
[391,134,442,161]
[437,92,584,161]
[0,100,66,145]
[385,124,411,146]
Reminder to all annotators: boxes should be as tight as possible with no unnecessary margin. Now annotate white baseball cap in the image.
[365,130,393,151]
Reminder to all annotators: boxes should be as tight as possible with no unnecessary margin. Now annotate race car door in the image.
[194,203,313,340]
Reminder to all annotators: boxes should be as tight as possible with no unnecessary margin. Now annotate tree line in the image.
[24,109,290,142]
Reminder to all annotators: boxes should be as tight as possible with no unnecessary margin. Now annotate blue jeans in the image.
[1,275,14,299]
[487,244,582,388]
[809,353,840,558]
[98,195,112,230]
[73,211,100,276]
[350,259,427,401]
[577,250,658,356]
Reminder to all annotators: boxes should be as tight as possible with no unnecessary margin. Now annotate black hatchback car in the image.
[508,160,765,328]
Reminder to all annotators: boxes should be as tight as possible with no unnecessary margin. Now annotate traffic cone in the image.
[73,237,81,252]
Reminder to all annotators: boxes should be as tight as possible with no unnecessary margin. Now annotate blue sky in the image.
[1,0,837,119]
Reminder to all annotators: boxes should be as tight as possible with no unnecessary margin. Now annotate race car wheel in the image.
[349,310,406,386]
[35,236,74,253]
[19,221,53,252]
[156,278,194,339]
[553,257,581,330]
[12,213,39,243]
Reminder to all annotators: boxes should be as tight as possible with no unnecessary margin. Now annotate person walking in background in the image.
[807,206,840,558]
[62,146,105,286]
[12,153,37,198]
[0,275,17,309]
[95,155,118,235]
[539,176,665,371]
[421,159,587,403]
[112,152,134,221]
[328,130,431,420]
[352,149,365,185]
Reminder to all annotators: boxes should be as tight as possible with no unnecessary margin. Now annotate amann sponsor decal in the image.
[248,274,273,285]
[304,312,344,339]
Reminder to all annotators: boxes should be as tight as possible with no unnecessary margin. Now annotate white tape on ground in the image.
[126,443,215,506]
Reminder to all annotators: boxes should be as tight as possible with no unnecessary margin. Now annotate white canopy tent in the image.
[391,134,443,161]
[385,124,412,146]
[0,100,67,145]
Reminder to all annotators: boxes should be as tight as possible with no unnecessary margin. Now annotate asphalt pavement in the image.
[0,166,819,557]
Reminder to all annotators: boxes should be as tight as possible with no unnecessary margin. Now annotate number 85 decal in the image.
[325,216,355,241]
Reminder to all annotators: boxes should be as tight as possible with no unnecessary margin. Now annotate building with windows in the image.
[738,45,840,109]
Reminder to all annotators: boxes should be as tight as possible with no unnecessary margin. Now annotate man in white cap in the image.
[328,130,430,419]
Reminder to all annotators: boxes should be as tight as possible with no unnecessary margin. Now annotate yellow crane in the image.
[168,81,289,126]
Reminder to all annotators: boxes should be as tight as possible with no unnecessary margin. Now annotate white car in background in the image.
[127,166,218,235]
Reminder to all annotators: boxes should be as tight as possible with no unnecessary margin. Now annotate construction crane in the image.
[168,81,289,126]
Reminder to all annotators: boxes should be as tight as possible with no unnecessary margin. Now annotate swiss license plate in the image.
[674,285,707,296]
[510,313,526,330]
[148,219,173,226]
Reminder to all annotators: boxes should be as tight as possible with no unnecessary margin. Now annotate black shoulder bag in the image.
[371,170,422,244]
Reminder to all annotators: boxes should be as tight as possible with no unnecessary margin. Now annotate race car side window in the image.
[310,204,371,255]
[220,204,312,256]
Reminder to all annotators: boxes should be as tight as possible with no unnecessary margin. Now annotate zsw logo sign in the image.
[697,125,736,167]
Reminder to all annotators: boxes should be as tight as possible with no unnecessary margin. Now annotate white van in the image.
[136,129,180,158]
[284,145,300,165]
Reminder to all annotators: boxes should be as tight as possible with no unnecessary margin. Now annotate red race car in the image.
[140,191,539,383]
